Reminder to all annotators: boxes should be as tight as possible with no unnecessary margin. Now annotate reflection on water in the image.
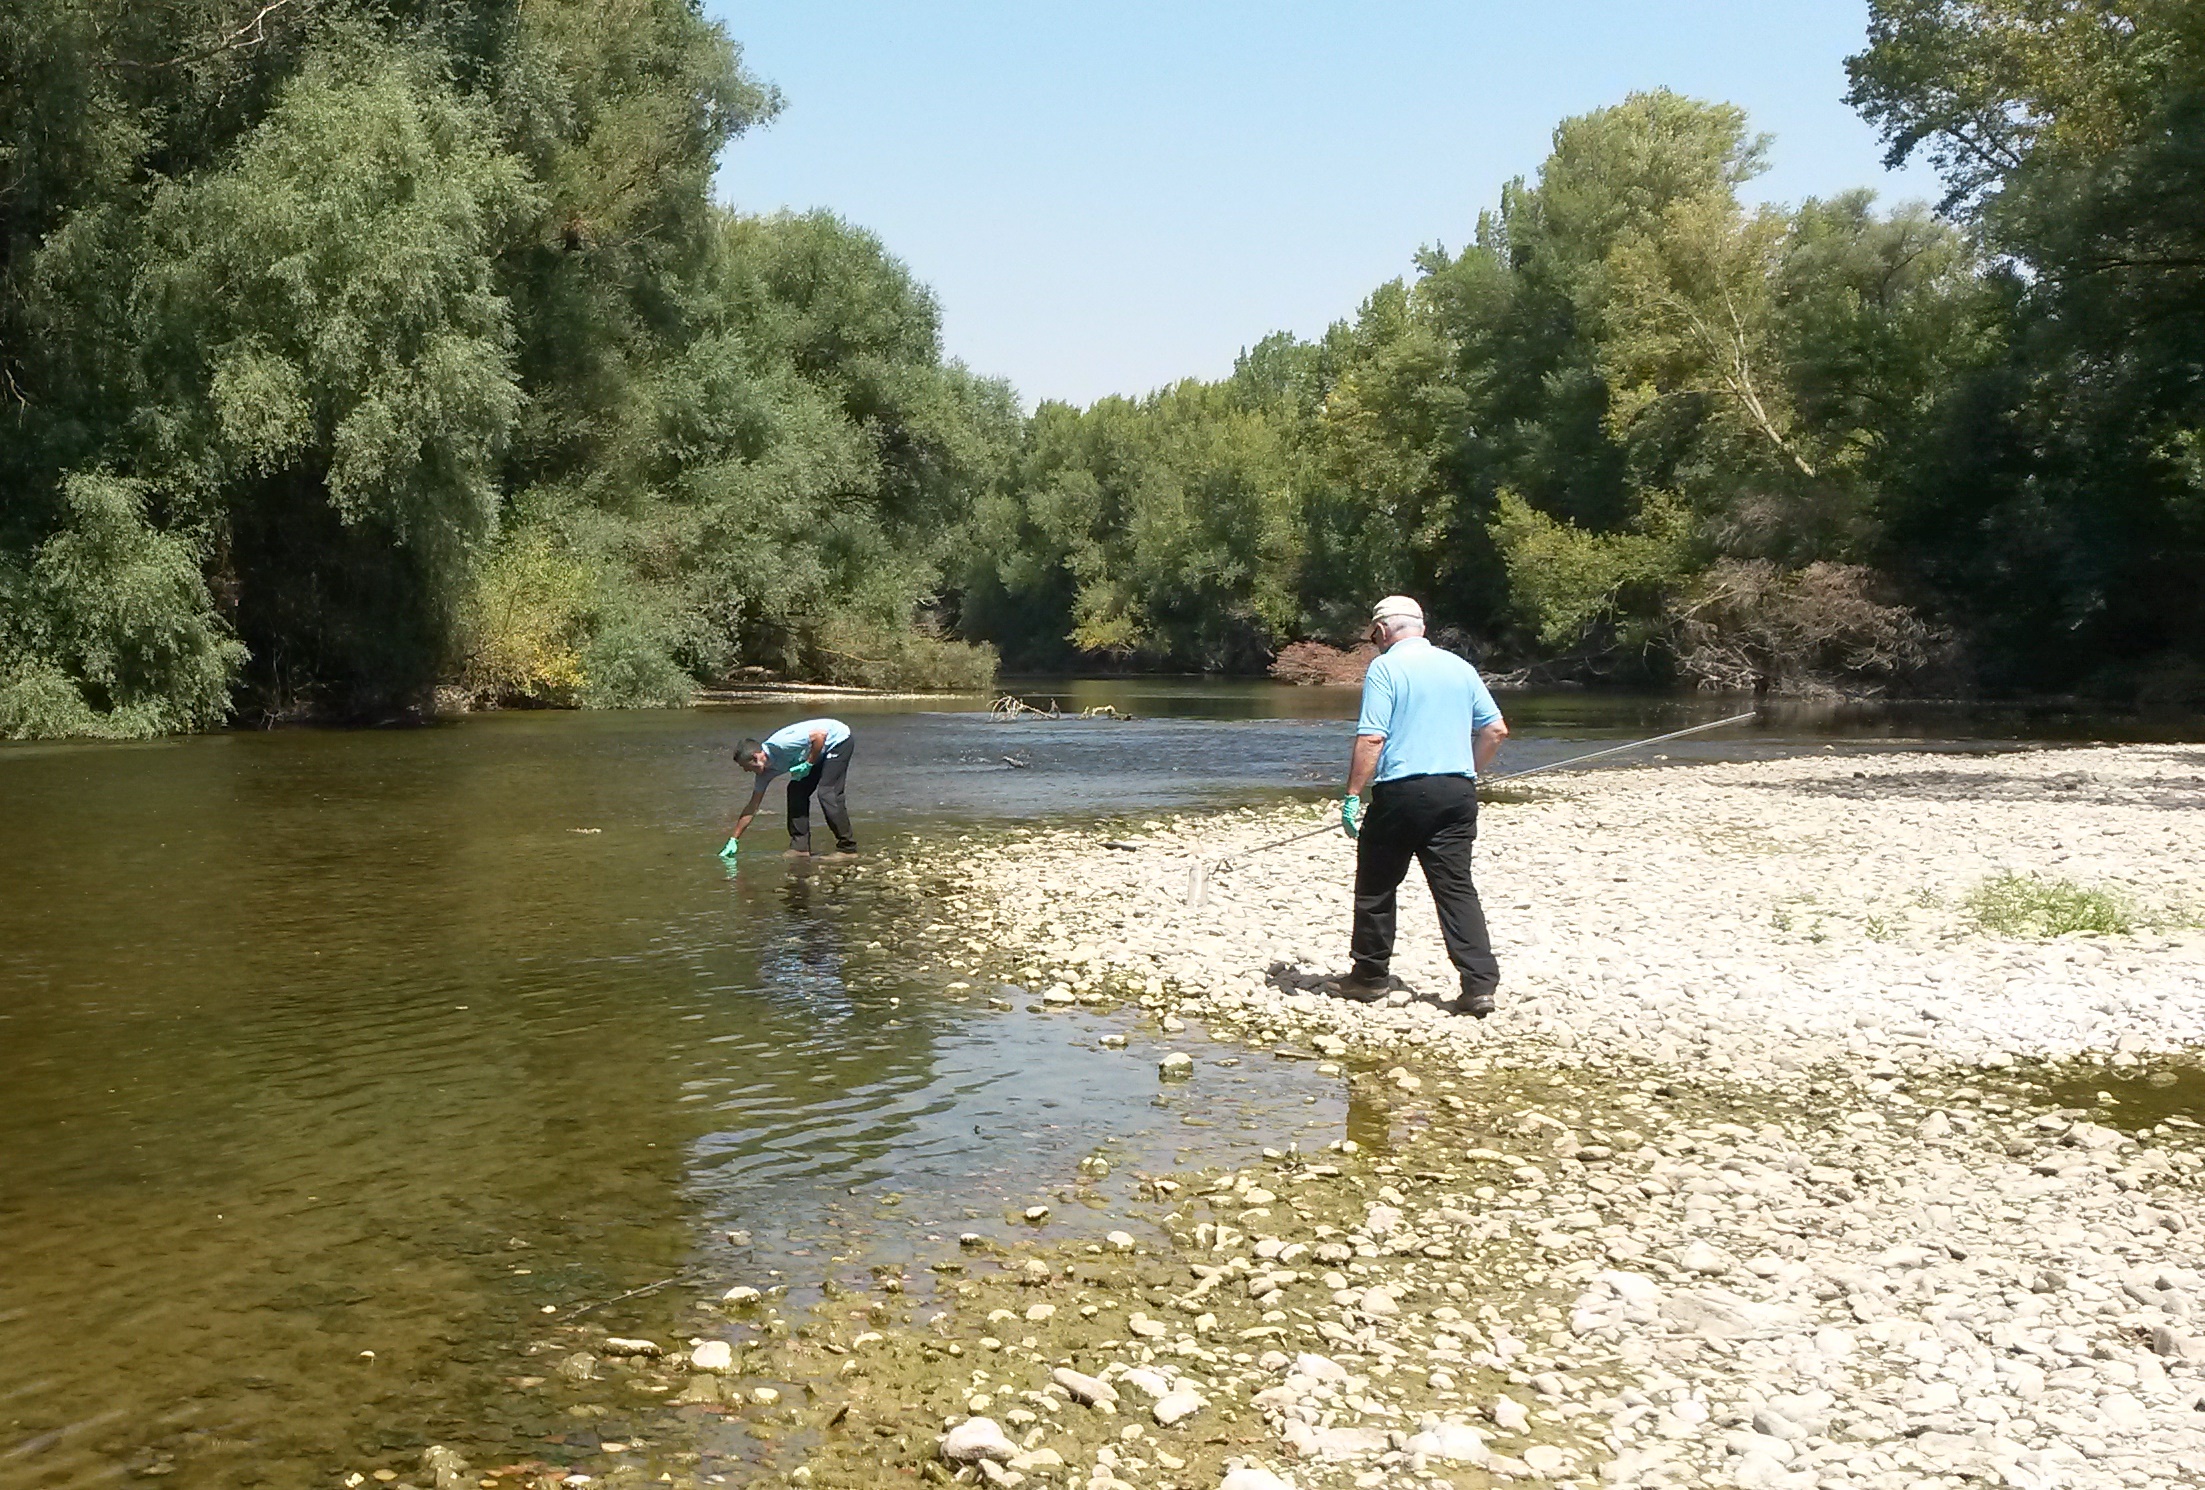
[2,684,2190,1485]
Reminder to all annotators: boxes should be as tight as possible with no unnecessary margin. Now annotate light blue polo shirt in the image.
[760,717,851,776]
[1355,637,1503,783]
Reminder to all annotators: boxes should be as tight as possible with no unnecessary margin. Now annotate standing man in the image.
[720,717,859,862]
[1337,597,1509,1017]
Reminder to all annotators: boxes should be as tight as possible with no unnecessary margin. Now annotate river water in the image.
[0,683,2191,1487]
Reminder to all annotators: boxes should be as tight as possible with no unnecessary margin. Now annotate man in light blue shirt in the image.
[1337,596,1508,1016]
[720,717,858,860]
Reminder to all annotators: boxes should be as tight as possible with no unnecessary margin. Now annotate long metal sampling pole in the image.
[1210,708,1762,871]
[1481,709,1762,784]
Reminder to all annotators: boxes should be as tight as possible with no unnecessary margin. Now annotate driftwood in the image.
[1269,641,1377,686]
[989,695,1136,721]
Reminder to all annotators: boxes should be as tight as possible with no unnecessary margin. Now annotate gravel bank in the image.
[958,744,2205,1082]
[411,746,2205,1490]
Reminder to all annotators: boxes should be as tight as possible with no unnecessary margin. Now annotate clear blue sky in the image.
[706,2,1942,409]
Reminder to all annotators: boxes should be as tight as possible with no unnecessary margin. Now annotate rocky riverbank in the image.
[413,745,2205,1490]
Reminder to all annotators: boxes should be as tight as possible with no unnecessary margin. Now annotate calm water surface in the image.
[1,683,2188,1485]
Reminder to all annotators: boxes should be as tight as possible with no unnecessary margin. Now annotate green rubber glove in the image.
[719,836,740,861]
[1341,794,1362,839]
[787,758,815,782]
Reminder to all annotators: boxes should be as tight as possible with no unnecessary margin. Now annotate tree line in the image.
[966,1,2205,707]
[4,1,2201,739]
[1,0,1012,738]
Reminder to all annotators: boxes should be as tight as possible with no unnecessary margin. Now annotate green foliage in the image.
[966,379,1300,670]
[1967,874,2135,938]
[1489,489,1691,653]
[0,2,1002,736]
[1850,1,2205,691]
[0,474,246,738]
[969,85,1993,691]
[456,531,591,706]
[8,6,2200,723]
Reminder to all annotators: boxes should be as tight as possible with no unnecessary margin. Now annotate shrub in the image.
[1967,874,2134,938]
[805,617,998,692]
[0,475,246,739]
[455,534,592,706]
[1489,488,1691,651]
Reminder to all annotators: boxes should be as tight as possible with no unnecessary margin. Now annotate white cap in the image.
[1371,595,1424,626]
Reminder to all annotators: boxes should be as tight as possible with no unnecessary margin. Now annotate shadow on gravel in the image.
[1750,765,2205,810]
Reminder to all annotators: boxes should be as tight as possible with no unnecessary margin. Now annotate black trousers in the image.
[1351,773,1498,995]
[787,740,857,853]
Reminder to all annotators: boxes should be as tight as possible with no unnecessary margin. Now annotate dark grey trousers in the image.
[1350,773,1498,995]
[786,740,856,853]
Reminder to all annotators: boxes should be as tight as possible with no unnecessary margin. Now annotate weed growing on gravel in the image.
[1967,874,2134,937]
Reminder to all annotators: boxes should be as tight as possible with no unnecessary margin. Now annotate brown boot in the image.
[1332,969,1391,1004]
[1451,980,1496,1019]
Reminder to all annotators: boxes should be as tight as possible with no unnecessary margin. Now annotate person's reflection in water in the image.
[745,862,858,1020]
[1344,1071,1397,1156]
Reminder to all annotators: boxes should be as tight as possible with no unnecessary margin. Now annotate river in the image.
[0,683,2190,1487]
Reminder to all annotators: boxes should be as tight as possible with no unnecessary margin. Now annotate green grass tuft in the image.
[1967,874,2134,938]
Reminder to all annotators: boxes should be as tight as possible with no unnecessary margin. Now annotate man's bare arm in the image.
[1346,734,1385,797]
[729,779,769,839]
[1474,719,1508,773]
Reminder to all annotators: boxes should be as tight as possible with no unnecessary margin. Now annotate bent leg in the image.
[814,743,856,852]
[785,774,816,853]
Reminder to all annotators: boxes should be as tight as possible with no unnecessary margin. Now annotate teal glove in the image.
[787,759,815,782]
[1341,794,1362,839]
[719,836,740,861]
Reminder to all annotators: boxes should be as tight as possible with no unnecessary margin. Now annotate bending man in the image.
[1337,597,1508,1017]
[721,717,859,861]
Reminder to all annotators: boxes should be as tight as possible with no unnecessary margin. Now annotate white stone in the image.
[1053,1367,1118,1408]
[1153,1390,1206,1427]
[1405,1421,1488,1464]
[941,1418,1018,1464]
[1522,1444,1567,1475]
[1218,1469,1293,1490]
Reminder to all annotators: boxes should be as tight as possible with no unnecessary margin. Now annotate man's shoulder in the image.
[1399,643,1478,679]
